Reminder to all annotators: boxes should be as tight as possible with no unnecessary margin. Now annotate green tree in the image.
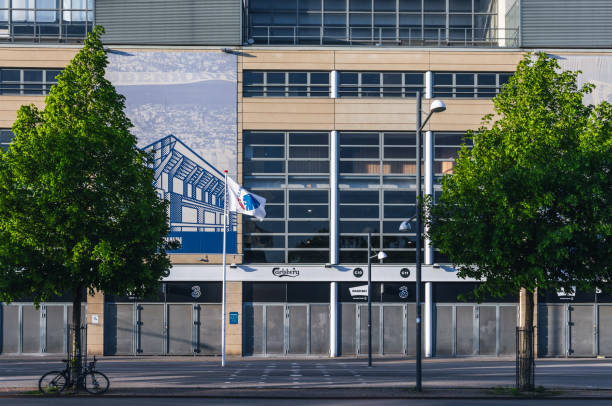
[0,26,177,376]
[427,52,611,390]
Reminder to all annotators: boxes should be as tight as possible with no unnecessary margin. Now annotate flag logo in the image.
[227,176,267,220]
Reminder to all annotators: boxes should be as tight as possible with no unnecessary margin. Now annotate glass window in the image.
[324,0,346,11]
[399,0,421,12]
[288,250,329,263]
[340,221,379,233]
[244,132,284,145]
[243,235,285,249]
[340,204,378,218]
[288,221,329,233]
[289,132,328,145]
[289,190,328,203]
[339,190,379,203]
[288,235,329,249]
[243,220,285,233]
[340,132,378,145]
[245,250,285,263]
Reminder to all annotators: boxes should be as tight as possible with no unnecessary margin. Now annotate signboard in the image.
[349,285,368,301]
[400,268,410,278]
[353,268,364,278]
[229,312,239,324]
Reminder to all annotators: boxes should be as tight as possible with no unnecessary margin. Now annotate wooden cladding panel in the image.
[0,48,78,68]
[242,98,334,130]
[0,96,46,127]
[334,50,429,71]
[428,51,523,72]
[241,50,335,71]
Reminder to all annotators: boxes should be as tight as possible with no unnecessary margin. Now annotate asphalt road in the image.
[1,356,612,391]
[2,399,612,406]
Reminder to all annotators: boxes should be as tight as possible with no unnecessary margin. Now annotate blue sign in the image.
[229,312,239,325]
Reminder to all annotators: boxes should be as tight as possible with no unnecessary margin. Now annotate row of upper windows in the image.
[243,71,512,98]
[249,0,495,13]
[0,68,61,95]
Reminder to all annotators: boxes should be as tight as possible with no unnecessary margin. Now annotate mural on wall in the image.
[106,51,237,254]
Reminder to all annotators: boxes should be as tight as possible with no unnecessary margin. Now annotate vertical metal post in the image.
[415,91,423,391]
[367,231,372,367]
[221,170,228,367]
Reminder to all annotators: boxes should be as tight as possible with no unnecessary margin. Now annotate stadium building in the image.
[1,0,611,358]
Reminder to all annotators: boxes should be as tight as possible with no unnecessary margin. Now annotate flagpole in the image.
[222,170,228,367]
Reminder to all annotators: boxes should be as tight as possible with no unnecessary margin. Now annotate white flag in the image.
[226,176,267,220]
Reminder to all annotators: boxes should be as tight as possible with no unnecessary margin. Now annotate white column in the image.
[425,71,433,100]
[425,281,433,357]
[330,282,338,357]
[424,130,434,265]
[330,70,339,99]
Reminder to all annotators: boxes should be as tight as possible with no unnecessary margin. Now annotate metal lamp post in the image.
[367,231,387,368]
[404,92,446,391]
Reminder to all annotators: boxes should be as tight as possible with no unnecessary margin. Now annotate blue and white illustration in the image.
[106,51,237,254]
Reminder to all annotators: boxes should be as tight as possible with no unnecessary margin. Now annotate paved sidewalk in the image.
[1,356,611,398]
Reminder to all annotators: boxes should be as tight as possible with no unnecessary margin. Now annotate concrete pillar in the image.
[424,130,434,265]
[425,71,433,99]
[424,282,433,357]
[86,290,104,356]
[330,70,339,99]
[225,281,243,355]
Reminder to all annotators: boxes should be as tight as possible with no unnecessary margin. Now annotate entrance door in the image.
[382,305,404,354]
[137,304,165,354]
[569,304,594,356]
[598,305,612,355]
[167,304,192,354]
[265,305,285,354]
[44,305,66,353]
[1,305,20,353]
[359,304,380,355]
[288,305,307,354]
[310,304,330,354]
[197,304,221,355]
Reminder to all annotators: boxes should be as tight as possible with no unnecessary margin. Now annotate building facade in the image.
[1,0,611,358]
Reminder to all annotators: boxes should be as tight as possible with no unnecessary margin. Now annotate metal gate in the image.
[435,304,517,357]
[340,303,423,356]
[1,303,86,354]
[538,303,606,357]
[243,303,329,356]
[104,302,220,355]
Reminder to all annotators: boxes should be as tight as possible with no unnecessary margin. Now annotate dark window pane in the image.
[340,146,379,158]
[288,235,329,249]
[383,73,402,84]
[288,161,329,174]
[254,190,285,203]
[248,146,284,158]
[339,72,358,85]
[450,0,471,12]
[384,133,415,145]
[340,235,380,248]
[267,72,286,84]
[384,205,416,218]
[436,146,460,159]
[290,146,328,158]
[289,72,307,84]
[244,86,264,97]
[243,235,285,249]
[383,236,416,248]
[289,205,328,218]
[435,132,466,145]
[245,132,284,145]
[383,220,415,233]
[243,220,285,233]
[45,70,61,82]
[384,190,416,204]
[288,221,329,233]
[310,72,329,84]
[499,73,513,85]
[339,161,380,174]
[434,73,452,86]
[289,85,308,96]
[311,85,330,96]
[474,0,494,13]
[289,132,328,145]
[384,146,415,159]
[456,73,474,86]
[340,204,378,218]
[455,87,474,97]
[244,71,264,84]
[362,72,380,85]
[383,250,417,263]
[340,132,378,145]
[339,190,379,203]
[399,0,420,12]
[265,205,285,218]
[244,161,285,174]
[478,73,496,86]
[289,190,328,203]
[2,69,20,82]
[23,84,42,94]
[325,0,346,11]
[288,250,329,263]
[340,221,379,233]
[404,73,423,85]
[340,250,368,263]
[244,250,285,263]
[424,0,445,12]
[23,70,42,82]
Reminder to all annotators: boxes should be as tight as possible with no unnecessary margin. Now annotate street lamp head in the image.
[377,251,388,260]
[399,220,412,232]
[430,99,446,113]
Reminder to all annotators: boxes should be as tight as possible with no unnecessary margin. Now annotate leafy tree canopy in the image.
[0,26,177,306]
[428,52,612,300]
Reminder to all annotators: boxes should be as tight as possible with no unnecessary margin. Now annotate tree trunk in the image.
[71,285,83,388]
[518,287,534,391]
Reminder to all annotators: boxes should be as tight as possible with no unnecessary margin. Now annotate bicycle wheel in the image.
[38,371,67,394]
[84,371,109,395]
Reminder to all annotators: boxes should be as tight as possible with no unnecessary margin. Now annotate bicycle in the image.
[39,356,110,395]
